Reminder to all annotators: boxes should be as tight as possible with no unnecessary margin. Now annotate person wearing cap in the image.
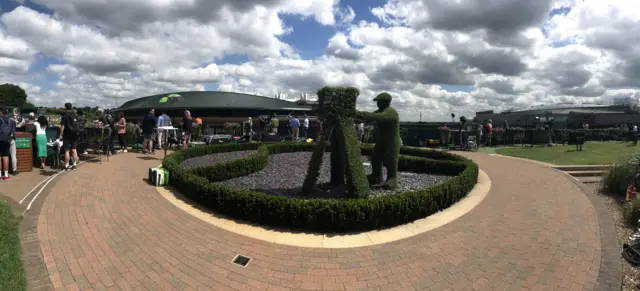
[355,92,400,190]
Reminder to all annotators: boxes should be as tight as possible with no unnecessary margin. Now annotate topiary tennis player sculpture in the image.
[302,86,370,197]
[355,92,400,190]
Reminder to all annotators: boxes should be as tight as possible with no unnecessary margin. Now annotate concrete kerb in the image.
[155,169,491,248]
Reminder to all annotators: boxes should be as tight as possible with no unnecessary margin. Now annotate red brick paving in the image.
[28,152,607,291]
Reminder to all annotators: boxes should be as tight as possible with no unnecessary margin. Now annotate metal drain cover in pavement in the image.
[232,255,252,267]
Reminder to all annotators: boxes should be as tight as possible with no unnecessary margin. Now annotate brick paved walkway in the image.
[25,152,620,291]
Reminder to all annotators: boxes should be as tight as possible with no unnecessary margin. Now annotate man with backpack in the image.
[58,102,80,170]
[0,109,15,180]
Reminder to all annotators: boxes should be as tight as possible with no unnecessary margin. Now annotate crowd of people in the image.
[0,107,58,180]
[0,103,201,181]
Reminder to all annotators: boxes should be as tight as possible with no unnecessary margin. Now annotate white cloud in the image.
[2,0,640,121]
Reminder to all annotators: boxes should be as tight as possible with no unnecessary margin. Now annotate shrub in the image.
[602,151,640,196]
[163,142,478,232]
[623,198,640,227]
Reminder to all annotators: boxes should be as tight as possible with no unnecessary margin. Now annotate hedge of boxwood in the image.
[162,142,478,232]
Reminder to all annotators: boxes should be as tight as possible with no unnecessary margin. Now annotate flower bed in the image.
[162,142,478,232]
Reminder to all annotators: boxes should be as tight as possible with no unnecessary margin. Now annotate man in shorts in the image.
[0,109,15,180]
[59,102,80,170]
[142,109,157,154]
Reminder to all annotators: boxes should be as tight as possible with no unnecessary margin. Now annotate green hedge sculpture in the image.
[302,86,370,197]
[356,92,401,190]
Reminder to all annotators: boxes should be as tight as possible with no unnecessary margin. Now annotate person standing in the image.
[0,109,15,180]
[182,110,193,148]
[357,122,365,142]
[289,115,300,141]
[269,113,279,134]
[484,119,493,147]
[156,111,172,149]
[59,102,81,170]
[141,109,156,154]
[101,110,116,154]
[302,114,309,138]
[244,117,254,142]
[34,116,48,169]
[115,113,128,152]
[8,112,18,175]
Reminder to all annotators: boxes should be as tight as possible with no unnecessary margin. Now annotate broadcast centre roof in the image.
[116,91,316,112]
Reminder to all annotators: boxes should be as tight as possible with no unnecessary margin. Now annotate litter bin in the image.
[14,132,33,172]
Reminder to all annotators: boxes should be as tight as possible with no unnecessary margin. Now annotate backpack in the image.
[102,114,114,128]
[65,111,81,135]
[0,116,12,142]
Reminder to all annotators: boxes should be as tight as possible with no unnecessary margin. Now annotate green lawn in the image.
[493,142,639,165]
[0,201,27,291]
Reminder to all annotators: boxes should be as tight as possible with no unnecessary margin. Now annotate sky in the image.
[1,0,640,121]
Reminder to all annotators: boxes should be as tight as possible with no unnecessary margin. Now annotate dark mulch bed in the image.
[180,150,257,170]
[187,151,455,199]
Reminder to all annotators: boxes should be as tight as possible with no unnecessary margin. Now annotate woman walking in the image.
[115,113,128,152]
[34,116,48,169]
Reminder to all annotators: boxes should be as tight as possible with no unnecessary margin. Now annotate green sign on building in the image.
[15,137,31,149]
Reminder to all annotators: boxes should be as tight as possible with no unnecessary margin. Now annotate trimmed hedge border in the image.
[163,143,478,232]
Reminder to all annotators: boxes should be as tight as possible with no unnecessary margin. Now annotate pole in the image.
[420,112,422,122]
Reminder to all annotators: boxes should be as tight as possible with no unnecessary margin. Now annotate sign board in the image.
[15,137,31,149]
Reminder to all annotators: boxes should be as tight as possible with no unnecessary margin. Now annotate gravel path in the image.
[180,150,257,170]
[209,151,455,198]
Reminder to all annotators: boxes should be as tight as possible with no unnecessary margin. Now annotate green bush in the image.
[163,142,478,232]
[602,151,640,196]
[0,201,27,291]
[622,198,640,226]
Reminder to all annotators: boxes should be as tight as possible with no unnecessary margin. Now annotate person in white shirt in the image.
[356,122,365,142]
[302,114,310,138]
[156,112,172,149]
[34,116,49,169]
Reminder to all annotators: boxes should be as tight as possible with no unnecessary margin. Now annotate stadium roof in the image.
[115,91,316,112]
[506,103,614,113]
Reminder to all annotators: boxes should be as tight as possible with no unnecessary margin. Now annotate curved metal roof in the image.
[509,104,611,112]
[115,91,315,111]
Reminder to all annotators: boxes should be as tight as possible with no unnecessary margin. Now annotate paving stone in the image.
[7,152,621,290]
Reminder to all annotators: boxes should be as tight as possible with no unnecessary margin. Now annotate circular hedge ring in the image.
[162,142,478,232]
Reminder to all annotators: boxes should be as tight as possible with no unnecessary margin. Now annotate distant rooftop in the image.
[116,91,317,112]
[506,103,616,113]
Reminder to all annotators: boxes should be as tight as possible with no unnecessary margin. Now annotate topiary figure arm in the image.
[355,110,398,123]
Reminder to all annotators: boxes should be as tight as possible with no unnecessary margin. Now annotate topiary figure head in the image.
[373,92,392,110]
[317,86,359,118]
